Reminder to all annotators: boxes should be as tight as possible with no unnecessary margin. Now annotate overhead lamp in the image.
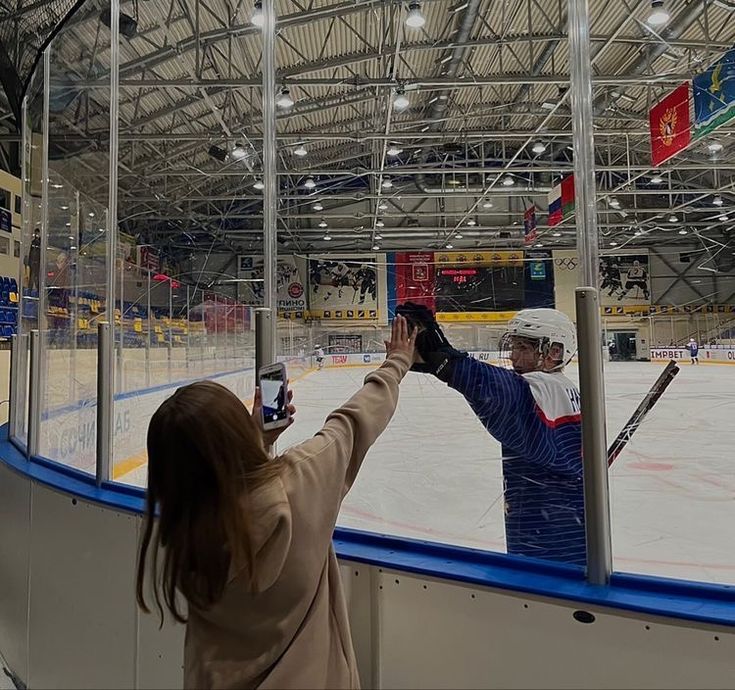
[609,197,621,209]
[634,230,642,236]
[668,214,678,222]
[387,144,403,156]
[552,232,562,237]
[679,229,688,235]
[304,177,316,189]
[482,201,493,208]
[378,202,388,210]
[60,205,69,211]
[534,243,544,248]
[69,245,77,250]
[231,145,248,161]
[531,141,546,154]
[323,233,332,241]
[375,233,384,240]
[318,220,328,228]
[312,201,324,211]
[89,212,95,218]
[376,219,385,227]
[713,195,724,206]
[382,178,394,189]
[253,180,265,190]
[719,214,730,221]
[467,219,476,226]
[708,140,724,153]
[294,144,307,157]
[455,232,463,239]
[650,173,664,184]
[372,244,381,251]
[647,0,670,26]
[502,175,515,186]
[610,240,618,246]
[445,243,454,249]
[393,89,410,112]
[251,0,264,27]
[405,1,426,28]
[447,178,462,186]
[276,87,294,109]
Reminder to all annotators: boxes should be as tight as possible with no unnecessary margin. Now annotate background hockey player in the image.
[397,303,585,566]
[314,344,325,370]
[686,337,699,365]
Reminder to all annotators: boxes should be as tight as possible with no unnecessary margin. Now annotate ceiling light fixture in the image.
[455,232,463,239]
[679,229,688,235]
[405,1,426,28]
[304,177,316,189]
[708,141,724,153]
[609,197,621,209]
[312,202,324,211]
[502,175,515,186]
[294,144,307,157]
[387,144,403,156]
[251,0,264,26]
[276,87,294,109]
[713,195,724,206]
[552,232,562,237]
[647,0,670,26]
[650,173,664,184]
[231,145,248,161]
[393,88,410,112]
[376,219,385,227]
[318,220,328,228]
[719,214,730,221]
[323,233,332,241]
[253,180,265,190]
[531,141,546,154]
[445,243,454,249]
[375,233,383,240]
[482,201,493,208]
[467,219,476,226]
[382,178,394,189]
[378,202,388,210]
[610,240,618,246]
[668,214,678,222]
[372,244,381,251]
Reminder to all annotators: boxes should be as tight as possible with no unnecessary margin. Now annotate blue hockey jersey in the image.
[450,357,586,566]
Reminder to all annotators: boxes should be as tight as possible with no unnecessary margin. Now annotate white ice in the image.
[278,361,735,585]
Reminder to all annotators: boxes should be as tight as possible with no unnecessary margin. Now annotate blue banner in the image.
[0,209,10,232]
[693,48,735,138]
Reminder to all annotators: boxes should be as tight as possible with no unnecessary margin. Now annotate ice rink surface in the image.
[277,360,735,586]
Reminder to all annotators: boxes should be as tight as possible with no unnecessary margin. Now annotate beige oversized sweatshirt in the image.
[183,351,412,690]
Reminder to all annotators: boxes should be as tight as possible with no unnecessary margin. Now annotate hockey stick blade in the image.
[607,360,679,467]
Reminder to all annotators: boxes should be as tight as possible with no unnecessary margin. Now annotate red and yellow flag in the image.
[649,83,691,167]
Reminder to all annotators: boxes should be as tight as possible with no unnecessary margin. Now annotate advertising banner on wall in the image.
[307,255,378,319]
[237,255,307,316]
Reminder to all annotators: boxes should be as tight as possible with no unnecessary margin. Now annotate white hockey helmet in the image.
[506,308,577,369]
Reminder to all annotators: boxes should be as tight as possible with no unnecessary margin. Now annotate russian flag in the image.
[561,174,575,218]
[548,184,562,226]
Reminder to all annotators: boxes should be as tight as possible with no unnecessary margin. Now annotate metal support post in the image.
[569,0,612,585]
[27,330,41,458]
[167,279,173,381]
[186,285,191,371]
[9,334,19,438]
[262,0,278,359]
[146,268,151,386]
[96,322,112,486]
[255,308,274,379]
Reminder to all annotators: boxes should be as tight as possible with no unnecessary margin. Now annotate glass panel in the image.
[37,1,111,474]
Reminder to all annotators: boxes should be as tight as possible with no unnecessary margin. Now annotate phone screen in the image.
[260,368,288,425]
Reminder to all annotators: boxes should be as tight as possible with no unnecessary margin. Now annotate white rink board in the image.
[278,360,735,586]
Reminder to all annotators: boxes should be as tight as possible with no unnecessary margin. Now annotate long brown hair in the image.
[136,380,280,623]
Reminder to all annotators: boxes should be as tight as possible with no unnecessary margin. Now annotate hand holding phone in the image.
[257,363,292,432]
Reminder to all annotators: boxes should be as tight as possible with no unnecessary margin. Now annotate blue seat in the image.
[2,325,12,338]
[9,279,17,293]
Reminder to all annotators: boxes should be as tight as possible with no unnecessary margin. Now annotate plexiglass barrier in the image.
[9,0,735,592]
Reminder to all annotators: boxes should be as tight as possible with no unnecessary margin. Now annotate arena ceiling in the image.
[1,0,735,264]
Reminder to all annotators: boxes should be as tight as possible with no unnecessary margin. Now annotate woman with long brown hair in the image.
[136,315,416,689]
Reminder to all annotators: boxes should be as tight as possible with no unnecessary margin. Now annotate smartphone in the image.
[258,363,290,430]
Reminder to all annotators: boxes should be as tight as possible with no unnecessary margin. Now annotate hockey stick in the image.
[607,360,679,467]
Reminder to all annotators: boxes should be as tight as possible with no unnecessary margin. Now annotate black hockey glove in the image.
[395,302,467,382]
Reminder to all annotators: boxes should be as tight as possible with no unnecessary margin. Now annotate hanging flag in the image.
[649,83,692,166]
[561,174,575,218]
[693,48,735,139]
[548,174,574,226]
[547,184,562,226]
[523,206,537,245]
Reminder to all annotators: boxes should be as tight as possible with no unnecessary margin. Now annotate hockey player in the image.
[686,337,699,365]
[618,259,650,301]
[397,303,585,566]
[314,344,325,370]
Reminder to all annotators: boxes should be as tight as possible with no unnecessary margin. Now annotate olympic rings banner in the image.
[553,249,652,311]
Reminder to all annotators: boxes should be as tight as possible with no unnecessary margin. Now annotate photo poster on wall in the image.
[553,249,651,310]
[307,254,380,320]
[237,255,308,317]
[433,250,525,313]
